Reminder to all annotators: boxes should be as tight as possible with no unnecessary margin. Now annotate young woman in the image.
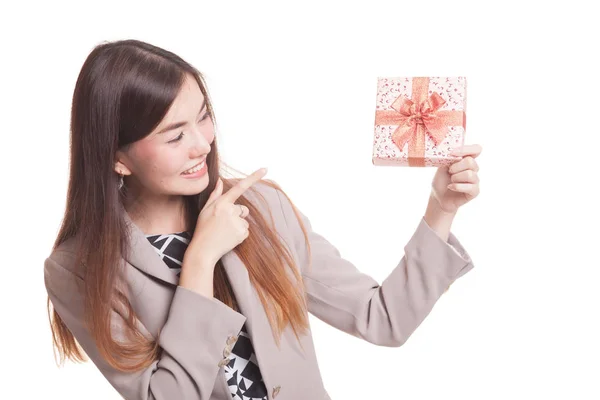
[44,39,481,400]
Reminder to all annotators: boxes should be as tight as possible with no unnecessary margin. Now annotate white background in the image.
[2,0,599,399]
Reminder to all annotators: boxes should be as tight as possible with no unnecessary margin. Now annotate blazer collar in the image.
[121,206,284,389]
[122,211,180,285]
[122,211,254,319]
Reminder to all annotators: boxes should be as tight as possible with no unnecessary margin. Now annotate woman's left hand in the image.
[430,144,482,214]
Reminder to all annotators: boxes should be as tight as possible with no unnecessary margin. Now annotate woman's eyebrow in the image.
[156,100,207,135]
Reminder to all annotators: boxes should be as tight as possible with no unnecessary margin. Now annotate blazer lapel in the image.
[123,212,179,285]
[221,250,274,388]
[121,200,280,392]
[122,211,255,323]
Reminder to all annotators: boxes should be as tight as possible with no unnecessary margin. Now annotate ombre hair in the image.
[47,39,312,372]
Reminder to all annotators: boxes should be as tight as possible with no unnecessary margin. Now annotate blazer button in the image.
[218,357,230,368]
[226,335,238,346]
[223,344,232,358]
[272,385,281,398]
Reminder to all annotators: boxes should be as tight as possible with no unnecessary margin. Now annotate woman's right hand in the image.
[183,168,269,270]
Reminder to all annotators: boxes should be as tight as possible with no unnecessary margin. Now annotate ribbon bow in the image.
[374,77,465,167]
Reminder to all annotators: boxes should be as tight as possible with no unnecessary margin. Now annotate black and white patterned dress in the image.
[145,231,269,400]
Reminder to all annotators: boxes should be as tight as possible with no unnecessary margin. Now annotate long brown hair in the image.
[47,39,312,373]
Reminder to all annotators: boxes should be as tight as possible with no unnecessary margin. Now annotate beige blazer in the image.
[44,180,475,400]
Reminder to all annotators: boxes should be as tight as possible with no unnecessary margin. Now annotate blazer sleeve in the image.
[274,188,475,348]
[44,254,246,400]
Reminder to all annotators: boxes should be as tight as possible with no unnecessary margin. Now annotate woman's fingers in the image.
[205,178,223,208]
[450,169,479,184]
[449,156,479,174]
[235,204,249,218]
[221,168,268,204]
[448,182,480,196]
[449,144,483,158]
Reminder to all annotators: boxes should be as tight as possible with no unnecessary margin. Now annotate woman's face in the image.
[115,74,214,198]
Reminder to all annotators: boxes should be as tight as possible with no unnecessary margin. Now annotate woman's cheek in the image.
[204,124,215,143]
[169,148,191,176]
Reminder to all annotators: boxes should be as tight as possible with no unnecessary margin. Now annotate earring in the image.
[118,172,124,190]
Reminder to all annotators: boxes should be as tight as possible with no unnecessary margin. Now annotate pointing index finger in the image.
[222,168,268,203]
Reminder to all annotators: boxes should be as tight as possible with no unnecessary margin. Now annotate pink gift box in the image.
[372,76,467,167]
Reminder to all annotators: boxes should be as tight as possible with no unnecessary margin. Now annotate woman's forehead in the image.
[151,77,205,137]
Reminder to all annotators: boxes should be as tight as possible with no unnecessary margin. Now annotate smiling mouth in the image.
[181,159,206,175]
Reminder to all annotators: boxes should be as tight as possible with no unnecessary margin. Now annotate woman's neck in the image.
[124,195,189,235]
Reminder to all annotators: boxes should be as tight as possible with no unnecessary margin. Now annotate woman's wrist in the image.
[423,191,457,243]
[179,257,217,298]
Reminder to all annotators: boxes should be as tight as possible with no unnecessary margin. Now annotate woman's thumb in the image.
[206,178,223,204]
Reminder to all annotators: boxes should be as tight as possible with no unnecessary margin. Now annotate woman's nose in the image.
[189,128,212,155]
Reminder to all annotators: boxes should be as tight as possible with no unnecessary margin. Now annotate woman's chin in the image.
[179,174,209,194]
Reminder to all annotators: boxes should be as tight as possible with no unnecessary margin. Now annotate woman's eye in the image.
[169,132,185,143]
[168,114,209,143]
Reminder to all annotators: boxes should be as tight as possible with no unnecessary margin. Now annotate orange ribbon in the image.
[374,77,465,167]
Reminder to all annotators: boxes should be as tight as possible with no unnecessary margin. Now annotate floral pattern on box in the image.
[372,76,467,167]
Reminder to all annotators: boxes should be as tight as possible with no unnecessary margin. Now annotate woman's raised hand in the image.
[184,168,269,270]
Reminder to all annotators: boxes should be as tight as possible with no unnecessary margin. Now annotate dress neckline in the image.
[144,231,190,237]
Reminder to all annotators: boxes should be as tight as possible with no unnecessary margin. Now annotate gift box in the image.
[372,76,467,167]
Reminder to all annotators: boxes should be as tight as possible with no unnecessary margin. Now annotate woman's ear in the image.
[114,156,132,176]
